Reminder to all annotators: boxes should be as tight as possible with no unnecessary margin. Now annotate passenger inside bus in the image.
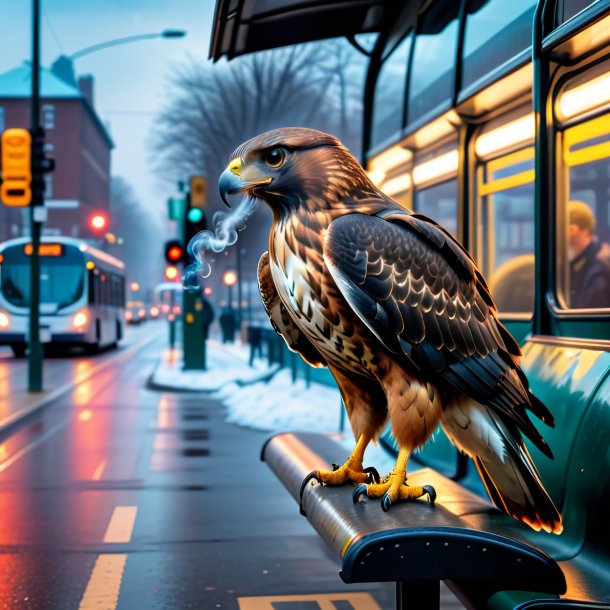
[567,200,610,309]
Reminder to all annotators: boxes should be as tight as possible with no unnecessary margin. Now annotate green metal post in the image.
[28,0,43,392]
[182,289,207,370]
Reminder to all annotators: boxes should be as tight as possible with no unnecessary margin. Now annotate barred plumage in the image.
[220,127,562,534]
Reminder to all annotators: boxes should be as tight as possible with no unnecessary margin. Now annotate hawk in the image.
[218,127,562,534]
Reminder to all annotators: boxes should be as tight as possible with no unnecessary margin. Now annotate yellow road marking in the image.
[237,592,381,609]
[78,554,127,610]
[79,505,138,609]
[92,459,107,480]
[103,506,138,544]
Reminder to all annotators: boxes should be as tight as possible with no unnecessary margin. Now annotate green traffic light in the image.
[187,208,204,223]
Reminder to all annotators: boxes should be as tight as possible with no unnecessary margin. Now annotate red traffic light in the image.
[167,245,183,262]
[89,211,109,234]
[164,239,184,264]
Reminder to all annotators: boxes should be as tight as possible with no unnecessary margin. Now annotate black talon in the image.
[299,470,320,516]
[363,466,380,484]
[381,493,392,512]
[332,463,341,471]
[352,484,368,503]
[423,485,436,505]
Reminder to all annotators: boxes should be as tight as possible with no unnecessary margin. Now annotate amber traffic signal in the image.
[1,129,32,207]
[165,265,179,280]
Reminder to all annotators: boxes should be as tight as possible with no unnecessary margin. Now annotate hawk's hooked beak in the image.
[218,157,272,207]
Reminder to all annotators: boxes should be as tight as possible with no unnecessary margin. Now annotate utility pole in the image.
[28,0,45,391]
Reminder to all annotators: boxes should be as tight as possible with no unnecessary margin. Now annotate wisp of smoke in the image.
[183,195,259,290]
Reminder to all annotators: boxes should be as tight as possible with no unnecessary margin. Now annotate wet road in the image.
[0,324,401,610]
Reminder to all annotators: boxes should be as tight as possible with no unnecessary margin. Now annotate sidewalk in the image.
[151,338,398,474]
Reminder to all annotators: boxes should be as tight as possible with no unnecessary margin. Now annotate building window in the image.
[42,105,55,129]
[477,147,535,316]
[44,175,53,198]
[44,142,54,154]
[0,107,5,133]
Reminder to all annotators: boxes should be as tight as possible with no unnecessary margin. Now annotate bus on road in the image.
[0,237,126,356]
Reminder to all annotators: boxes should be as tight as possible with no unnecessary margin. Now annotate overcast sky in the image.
[0,0,216,221]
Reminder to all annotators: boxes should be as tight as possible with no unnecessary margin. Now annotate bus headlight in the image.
[0,312,9,329]
[73,310,88,329]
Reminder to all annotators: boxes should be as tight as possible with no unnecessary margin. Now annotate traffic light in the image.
[1,128,32,206]
[164,239,184,264]
[89,211,109,235]
[165,265,179,281]
[184,188,207,249]
[30,126,55,203]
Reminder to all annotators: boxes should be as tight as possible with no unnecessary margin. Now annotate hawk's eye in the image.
[263,148,286,168]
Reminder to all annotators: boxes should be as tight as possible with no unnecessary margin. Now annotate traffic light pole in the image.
[28,0,43,391]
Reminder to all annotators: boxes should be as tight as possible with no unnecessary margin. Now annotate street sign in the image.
[167,197,185,221]
[190,176,207,208]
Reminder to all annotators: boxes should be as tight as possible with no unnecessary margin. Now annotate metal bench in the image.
[262,428,610,609]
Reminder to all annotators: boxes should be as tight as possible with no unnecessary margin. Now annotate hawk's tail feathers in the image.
[474,444,563,535]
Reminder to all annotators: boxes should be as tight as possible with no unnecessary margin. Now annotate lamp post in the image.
[223,270,237,309]
[69,30,186,61]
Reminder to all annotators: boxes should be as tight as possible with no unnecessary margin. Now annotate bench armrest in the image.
[262,432,566,597]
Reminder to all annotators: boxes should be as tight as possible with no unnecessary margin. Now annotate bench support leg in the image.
[396,580,440,610]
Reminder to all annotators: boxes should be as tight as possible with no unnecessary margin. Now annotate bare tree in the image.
[148,40,367,298]
[109,176,165,298]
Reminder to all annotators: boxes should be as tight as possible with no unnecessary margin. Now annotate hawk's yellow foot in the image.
[352,447,436,511]
[299,434,380,515]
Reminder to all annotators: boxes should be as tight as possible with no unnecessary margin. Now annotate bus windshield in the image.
[0,243,85,310]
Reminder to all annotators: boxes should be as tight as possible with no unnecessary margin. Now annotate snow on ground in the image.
[154,338,397,473]
[152,339,279,391]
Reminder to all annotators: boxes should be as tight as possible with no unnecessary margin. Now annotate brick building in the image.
[0,60,113,241]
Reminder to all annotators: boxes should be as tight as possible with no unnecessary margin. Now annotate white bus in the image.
[0,237,126,356]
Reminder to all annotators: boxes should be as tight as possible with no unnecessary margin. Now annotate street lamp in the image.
[69,30,187,61]
[223,270,237,309]
[50,29,188,90]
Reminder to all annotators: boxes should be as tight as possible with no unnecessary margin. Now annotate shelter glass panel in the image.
[414,179,458,237]
[371,35,411,149]
[477,148,535,315]
[558,0,595,23]
[407,0,460,125]
[462,0,535,90]
[558,113,610,310]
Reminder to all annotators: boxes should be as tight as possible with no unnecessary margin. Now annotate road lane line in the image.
[78,505,138,609]
[78,554,127,610]
[92,459,107,480]
[0,415,71,473]
[103,506,138,543]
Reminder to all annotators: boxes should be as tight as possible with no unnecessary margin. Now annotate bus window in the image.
[0,244,85,310]
[477,148,535,315]
[370,35,411,149]
[407,0,460,126]
[558,113,610,310]
[462,0,535,91]
[414,179,458,237]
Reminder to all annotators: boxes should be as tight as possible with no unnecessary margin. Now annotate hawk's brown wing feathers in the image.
[323,212,554,458]
[257,252,326,368]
